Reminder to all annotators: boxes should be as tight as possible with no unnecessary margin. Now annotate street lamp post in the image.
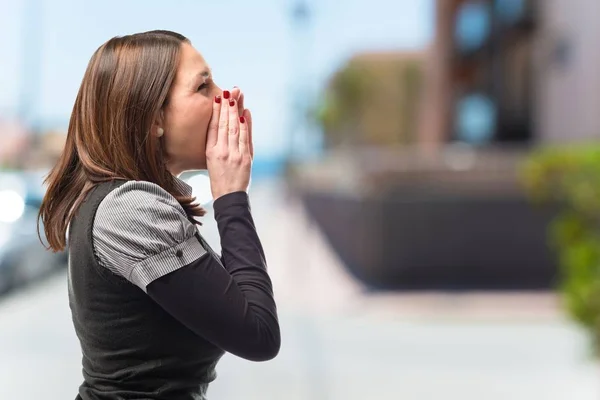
[287,0,313,163]
[287,3,330,400]
[17,0,43,133]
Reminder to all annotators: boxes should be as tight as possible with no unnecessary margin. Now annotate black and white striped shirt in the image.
[93,179,206,291]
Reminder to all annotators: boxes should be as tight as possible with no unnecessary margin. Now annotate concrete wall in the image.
[535,0,600,142]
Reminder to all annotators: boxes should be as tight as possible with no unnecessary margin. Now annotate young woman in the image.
[39,30,280,400]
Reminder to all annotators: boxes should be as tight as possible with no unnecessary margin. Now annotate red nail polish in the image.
[239,116,245,124]
[229,99,235,107]
[214,95,221,104]
[223,90,230,99]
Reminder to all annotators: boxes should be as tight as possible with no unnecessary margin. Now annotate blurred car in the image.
[0,170,67,295]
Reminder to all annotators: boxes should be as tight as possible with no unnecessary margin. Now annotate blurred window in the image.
[495,0,526,25]
[455,93,496,144]
[455,1,491,53]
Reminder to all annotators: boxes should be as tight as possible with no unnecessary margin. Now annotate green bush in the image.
[520,143,600,356]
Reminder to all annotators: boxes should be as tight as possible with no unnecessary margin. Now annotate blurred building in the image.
[293,0,585,291]
[317,50,427,148]
[421,0,600,148]
[535,0,600,142]
[0,121,65,171]
[0,119,32,169]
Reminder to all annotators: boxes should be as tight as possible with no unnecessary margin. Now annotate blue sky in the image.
[0,0,433,157]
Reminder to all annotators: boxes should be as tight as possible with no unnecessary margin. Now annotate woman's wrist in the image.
[213,191,249,213]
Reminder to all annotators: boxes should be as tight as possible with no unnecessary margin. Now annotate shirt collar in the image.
[173,176,193,197]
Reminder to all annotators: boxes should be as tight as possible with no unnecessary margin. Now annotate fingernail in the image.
[214,95,221,104]
[239,116,246,124]
[229,99,235,107]
[223,90,230,99]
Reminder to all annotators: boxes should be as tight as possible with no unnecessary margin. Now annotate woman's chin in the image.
[169,160,207,176]
[185,158,208,171]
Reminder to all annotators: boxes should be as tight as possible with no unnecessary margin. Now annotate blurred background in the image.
[2,0,600,398]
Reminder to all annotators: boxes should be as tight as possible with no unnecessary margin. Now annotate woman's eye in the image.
[197,83,209,92]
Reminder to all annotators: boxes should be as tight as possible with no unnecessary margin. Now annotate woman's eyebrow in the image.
[190,68,212,84]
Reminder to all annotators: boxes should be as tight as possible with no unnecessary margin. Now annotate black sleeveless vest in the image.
[68,180,224,400]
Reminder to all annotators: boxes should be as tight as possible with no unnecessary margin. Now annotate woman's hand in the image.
[206,89,253,200]
[231,87,253,158]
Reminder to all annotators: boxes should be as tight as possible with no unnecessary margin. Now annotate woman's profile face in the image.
[161,43,221,174]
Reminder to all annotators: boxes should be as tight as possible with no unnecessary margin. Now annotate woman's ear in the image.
[153,110,165,138]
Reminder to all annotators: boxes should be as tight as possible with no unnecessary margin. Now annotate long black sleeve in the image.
[146,191,280,362]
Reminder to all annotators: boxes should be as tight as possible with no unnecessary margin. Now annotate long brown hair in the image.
[39,30,205,252]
